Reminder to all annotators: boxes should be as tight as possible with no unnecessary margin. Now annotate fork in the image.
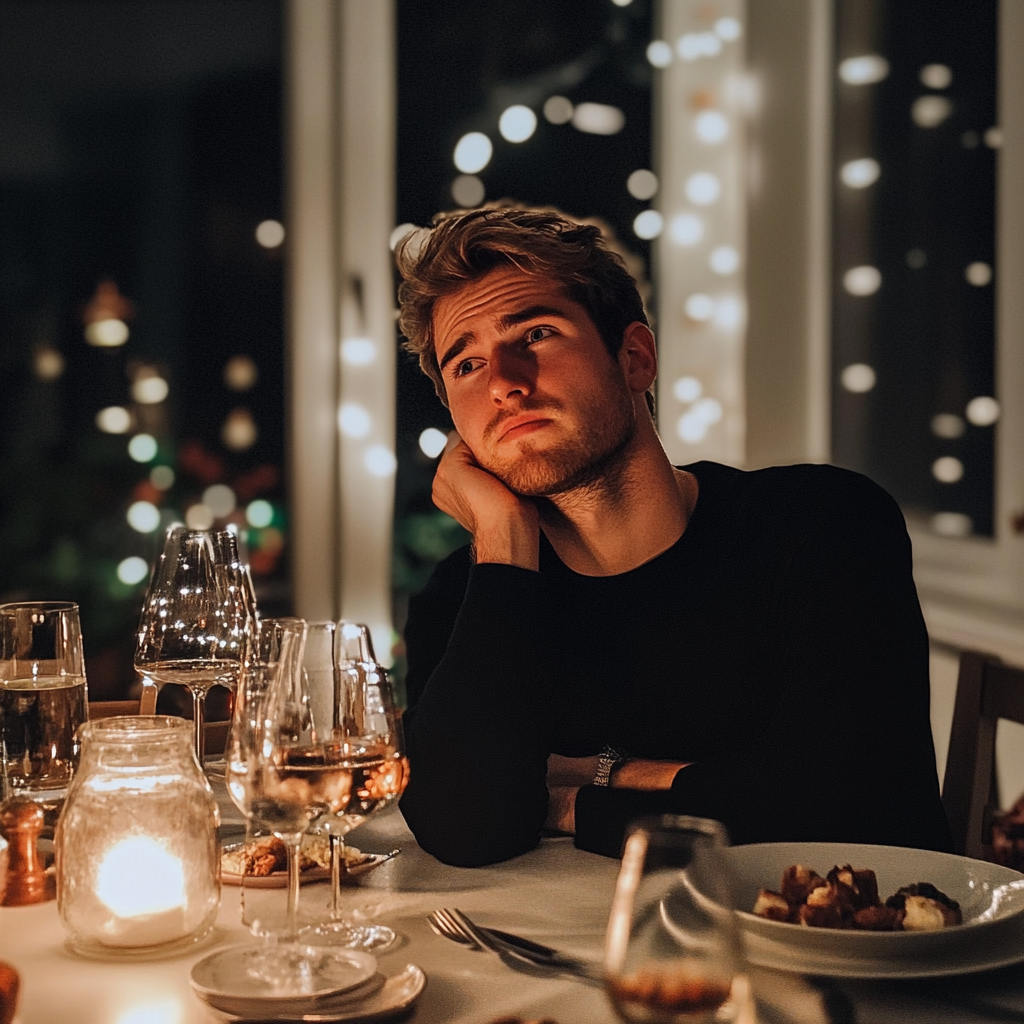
[427,908,604,982]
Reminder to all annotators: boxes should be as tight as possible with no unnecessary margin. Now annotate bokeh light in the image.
[627,169,658,200]
[933,456,964,484]
[840,158,880,188]
[838,55,889,85]
[255,219,285,248]
[966,396,1000,426]
[246,499,274,528]
[365,445,397,477]
[499,105,537,143]
[339,403,371,438]
[132,376,169,404]
[633,210,663,240]
[454,132,492,173]
[96,406,132,434]
[841,363,876,393]
[419,428,448,458]
[224,355,258,390]
[117,556,150,586]
[127,501,161,533]
[843,265,882,296]
[128,433,158,463]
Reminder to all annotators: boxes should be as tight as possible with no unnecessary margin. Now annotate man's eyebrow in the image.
[438,332,473,373]
[496,305,569,332]
[437,305,570,374]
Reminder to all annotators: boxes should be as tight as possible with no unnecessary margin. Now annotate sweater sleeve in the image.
[573,468,952,858]
[400,560,555,866]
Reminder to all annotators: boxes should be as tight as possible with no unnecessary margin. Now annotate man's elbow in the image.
[400,795,541,867]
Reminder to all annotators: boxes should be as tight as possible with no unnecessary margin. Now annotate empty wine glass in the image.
[135,526,257,762]
[304,622,408,951]
[604,816,751,1024]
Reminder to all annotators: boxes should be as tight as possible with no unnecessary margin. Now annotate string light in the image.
[843,266,882,296]
[912,96,952,128]
[646,41,673,69]
[499,105,537,143]
[933,456,964,484]
[128,434,158,463]
[669,213,703,246]
[418,428,448,458]
[841,364,876,393]
[572,103,625,135]
[966,396,999,426]
[633,210,664,240]
[695,110,728,144]
[840,158,880,188]
[965,262,992,286]
[673,376,702,402]
[127,501,161,533]
[838,55,889,85]
[627,169,658,200]
[255,220,285,248]
[920,64,952,89]
[453,132,492,174]
[132,376,168,404]
[96,406,132,434]
[543,96,574,124]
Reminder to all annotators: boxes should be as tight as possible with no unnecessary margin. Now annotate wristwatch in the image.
[594,745,627,787]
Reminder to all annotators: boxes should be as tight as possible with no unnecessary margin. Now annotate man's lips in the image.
[497,417,552,442]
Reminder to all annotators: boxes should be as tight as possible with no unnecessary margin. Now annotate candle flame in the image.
[96,836,186,918]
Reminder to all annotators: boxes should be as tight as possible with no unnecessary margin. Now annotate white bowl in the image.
[724,842,1024,977]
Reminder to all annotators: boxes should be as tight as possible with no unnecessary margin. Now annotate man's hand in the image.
[432,432,540,570]
[544,754,690,835]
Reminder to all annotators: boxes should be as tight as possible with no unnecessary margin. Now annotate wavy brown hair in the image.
[395,205,653,412]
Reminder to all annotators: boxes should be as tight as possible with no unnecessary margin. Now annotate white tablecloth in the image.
[3,806,1024,1024]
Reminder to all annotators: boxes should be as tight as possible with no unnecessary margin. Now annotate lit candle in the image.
[92,836,188,947]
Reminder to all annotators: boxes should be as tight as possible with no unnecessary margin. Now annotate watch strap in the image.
[594,745,627,787]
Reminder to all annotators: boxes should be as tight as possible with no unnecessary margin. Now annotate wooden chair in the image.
[87,683,158,720]
[942,650,1024,859]
[87,686,228,756]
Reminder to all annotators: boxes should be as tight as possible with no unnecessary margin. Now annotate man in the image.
[395,206,952,867]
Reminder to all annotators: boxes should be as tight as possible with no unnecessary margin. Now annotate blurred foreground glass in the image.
[0,602,88,824]
[605,816,750,1024]
[56,716,220,957]
[135,526,257,762]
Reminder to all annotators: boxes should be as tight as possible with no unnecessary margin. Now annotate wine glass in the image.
[0,602,88,828]
[304,622,408,951]
[223,618,374,988]
[604,816,751,1024]
[134,526,257,763]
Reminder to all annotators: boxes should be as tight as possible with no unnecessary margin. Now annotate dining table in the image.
[4,791,1024,1024]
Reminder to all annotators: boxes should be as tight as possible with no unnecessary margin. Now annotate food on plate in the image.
[220,834,362,877]
[752,863,962,931]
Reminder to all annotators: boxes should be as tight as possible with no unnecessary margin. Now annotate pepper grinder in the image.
[0,799,54,906]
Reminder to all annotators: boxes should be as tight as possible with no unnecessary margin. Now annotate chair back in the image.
[87,683,158,720]
[942,650,1024,859]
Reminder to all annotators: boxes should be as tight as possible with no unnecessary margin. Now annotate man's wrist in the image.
[471,516,540,570]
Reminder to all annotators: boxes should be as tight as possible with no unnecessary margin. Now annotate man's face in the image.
[432,266,638,497]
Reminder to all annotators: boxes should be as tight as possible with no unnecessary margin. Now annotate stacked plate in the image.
[190,944,426,1022]
[726,841,1024,979]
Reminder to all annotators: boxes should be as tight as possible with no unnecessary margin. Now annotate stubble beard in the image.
[479,389,638,499]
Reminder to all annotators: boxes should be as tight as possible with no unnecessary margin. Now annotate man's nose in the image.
[488,348,536,401]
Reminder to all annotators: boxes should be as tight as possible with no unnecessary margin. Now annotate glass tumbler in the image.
[56,716,220,957]
[604,816,750,1024]
[0,602,88,826]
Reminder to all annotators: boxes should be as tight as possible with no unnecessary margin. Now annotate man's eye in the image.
[527,327,553,343]
[454,359,477,377]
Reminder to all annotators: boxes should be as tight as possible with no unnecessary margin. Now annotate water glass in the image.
[604,816,750,1024]
[0,602,88,823]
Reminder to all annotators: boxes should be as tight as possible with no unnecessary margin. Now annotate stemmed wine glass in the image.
[223,618,373,989]
[304,622,408,951]
[135,526,257,762]
[604,816,751,1024]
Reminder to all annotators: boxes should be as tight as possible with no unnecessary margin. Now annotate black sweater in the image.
[400,461,953,866]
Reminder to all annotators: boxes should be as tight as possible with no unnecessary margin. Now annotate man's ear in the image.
[618,321,658,394]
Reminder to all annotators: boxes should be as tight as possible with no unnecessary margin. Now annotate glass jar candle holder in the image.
[55,716,220,958]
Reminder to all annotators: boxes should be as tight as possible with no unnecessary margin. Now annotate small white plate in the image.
[726,842,1024,978]
[198,964,427,1022]
[191,944,377,1004]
